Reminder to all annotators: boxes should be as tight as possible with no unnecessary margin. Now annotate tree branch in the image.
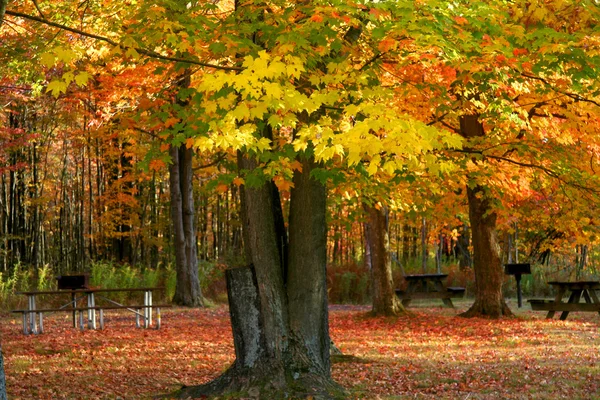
[521,72,600,108]
[193,152,227,171]
[455,149,600,194]
[30,0,45,19]
[5,9,243,72]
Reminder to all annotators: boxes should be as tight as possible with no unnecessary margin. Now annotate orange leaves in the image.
[148,159,166,171]
[378,38,397,53]
[3,306,600,398]
[512,48,528,56]
[216,183,229,193]
[310,14,324,23]
[273,175,294,192]
[164,117,179,128]
[454,16,468,25]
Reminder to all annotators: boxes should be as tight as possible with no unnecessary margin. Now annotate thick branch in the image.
[5,9,242,71]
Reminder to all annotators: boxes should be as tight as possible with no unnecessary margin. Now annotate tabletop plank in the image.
[404,274,448,280]
[16,287,165,295]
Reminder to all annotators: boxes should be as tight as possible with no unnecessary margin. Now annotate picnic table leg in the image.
[71,292,77,328]
[79,311,85,331]
[588,289,600,316]
[28,295,38,334]
[87,293,97,329]
[433,279,454,308]
[39,312,44,334]
[547,287,566,319]
[99,309,104,330]
[582,289,593,304]
[22,313,28,335]
[143,290,152,328]
[402,281,417,307]
[560,290,582,320]
[148,290,153,327]
[156,307,161,329]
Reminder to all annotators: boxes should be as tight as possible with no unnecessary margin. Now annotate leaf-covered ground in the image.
[2,300,599,399]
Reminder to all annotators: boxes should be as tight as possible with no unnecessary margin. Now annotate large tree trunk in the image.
[460,185,512,317]
[287,156,330,376]
[174,154,343,399]
[170,144,203,307]
[459,114,512,318]
[364,204,404,316]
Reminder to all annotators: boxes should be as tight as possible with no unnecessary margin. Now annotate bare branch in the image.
[31,0,45,19]
[193,152,227,171]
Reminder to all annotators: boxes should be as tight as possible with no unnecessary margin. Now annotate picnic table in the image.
[528,281,600,320]
[395,273,465,308]
[12,287,170,334]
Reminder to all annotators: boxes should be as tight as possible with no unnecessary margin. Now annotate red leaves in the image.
[2,306,600,398]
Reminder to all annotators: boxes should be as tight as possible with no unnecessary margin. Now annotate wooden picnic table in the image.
[13,287,169,334]
[528,281,600,320]
[395,273,465,308]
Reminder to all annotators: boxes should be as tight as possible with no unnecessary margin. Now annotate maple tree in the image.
[374,0,600,317]
[3,0,600,398]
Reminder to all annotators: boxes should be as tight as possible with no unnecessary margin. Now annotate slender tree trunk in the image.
[459,115,512,318]
[364,204,404,316]
[170,144,203,307]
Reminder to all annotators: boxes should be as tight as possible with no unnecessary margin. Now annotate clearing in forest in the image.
[2,301,599,399]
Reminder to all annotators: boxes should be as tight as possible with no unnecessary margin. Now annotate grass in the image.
[1,300,600,399]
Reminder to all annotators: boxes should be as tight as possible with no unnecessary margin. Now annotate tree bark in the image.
[459,114,512,318]
[287,156,330,375]
[170,144,203,307]
[174,155,343,399]
[0,0,7,26]
[364,204,404,316]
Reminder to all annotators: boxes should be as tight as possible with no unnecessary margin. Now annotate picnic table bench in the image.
[395,274,465,308]
[528,281,600,320]
[12,287,171,334]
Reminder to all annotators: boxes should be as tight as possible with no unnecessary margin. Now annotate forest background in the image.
[2,0,600,398]
[1,0,599,306]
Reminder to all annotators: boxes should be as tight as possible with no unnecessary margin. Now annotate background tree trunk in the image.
[170,144,203,307]
[459,115,512,318]
[364,204,403,316]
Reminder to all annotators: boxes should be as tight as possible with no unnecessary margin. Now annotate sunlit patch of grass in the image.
[8,357,33,373]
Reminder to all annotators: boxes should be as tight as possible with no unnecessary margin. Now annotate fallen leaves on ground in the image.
[1,301,599,399]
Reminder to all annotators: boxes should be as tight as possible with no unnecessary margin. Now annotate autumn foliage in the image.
[2,304,600,399]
